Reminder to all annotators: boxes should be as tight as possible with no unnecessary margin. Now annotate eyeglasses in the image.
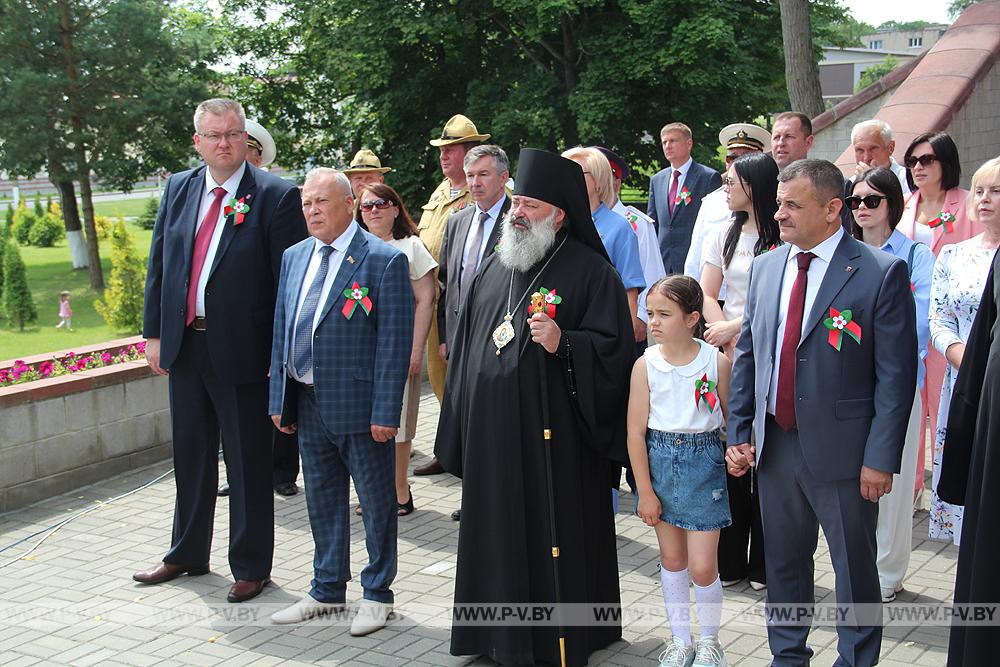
[845,194,887,210]
[722,177,738,188]
[198,131,246,144]
[904,154,939,169]
[360,198,393,212]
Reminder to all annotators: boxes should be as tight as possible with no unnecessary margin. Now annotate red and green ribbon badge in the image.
[527,287,562,318]
[224,196,250,225]
[823,307,862,350]
[674,186,692,207]
[624,210,639,232]
[342,281,373,319]
[928,211,956,232]
[756,243,780,256]
[694,374,718,412]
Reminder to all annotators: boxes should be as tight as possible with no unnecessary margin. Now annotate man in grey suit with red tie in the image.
[647,122,721,274]
[726,159,916,666]
[135,98,307,602]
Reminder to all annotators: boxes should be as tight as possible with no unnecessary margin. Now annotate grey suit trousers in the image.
[758,416,882,667]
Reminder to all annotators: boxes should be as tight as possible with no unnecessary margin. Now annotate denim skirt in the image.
[646,428,731,531]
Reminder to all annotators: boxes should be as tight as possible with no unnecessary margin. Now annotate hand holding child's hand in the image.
[636,493,662,527]
[726,443,755,476]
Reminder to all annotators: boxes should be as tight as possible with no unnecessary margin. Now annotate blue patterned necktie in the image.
[292,245,334,377]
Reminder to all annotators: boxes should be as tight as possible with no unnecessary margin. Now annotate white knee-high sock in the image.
[693,576,723,639]
[660,567,691,646]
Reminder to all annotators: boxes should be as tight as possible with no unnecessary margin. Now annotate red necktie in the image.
[774,251,815,431]
[185,187,228,325]
[667,169,680,217]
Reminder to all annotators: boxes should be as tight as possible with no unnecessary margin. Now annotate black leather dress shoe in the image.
[414,458,445,475]
[274,482,298,496]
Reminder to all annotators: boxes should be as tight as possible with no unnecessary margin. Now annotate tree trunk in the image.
[58,0,103,288]
[49,160,89,269]
[778,0,826,119]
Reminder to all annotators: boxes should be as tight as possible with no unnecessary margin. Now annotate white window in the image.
[869,40,883,50]
[909,37,923,47]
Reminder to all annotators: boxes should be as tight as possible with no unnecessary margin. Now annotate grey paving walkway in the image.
[0,388,957,666]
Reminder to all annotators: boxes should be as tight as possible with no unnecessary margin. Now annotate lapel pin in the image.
[845,265,854,272]
[347,255,355,264]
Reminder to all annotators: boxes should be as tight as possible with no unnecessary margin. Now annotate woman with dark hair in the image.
[357,183,437,516]
[699,152,779,592]
[897,131,978,509]
[849,167,934,602]
[700,152,781,357]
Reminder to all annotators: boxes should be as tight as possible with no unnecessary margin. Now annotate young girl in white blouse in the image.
[627,275,732,667]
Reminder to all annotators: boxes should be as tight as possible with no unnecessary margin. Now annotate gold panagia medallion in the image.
[492,313,515,356]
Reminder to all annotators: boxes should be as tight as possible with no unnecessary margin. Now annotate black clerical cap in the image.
[513,148,611,264]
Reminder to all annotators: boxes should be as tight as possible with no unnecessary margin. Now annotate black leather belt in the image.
[293,379,315,395]
[190,316,207,331]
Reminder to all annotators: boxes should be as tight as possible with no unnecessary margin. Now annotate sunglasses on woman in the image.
[845,194,886,210]
[360,198,393,212]
[904,154,939,169]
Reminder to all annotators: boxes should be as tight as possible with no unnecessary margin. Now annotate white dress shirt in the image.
[289,222,359,385]
[767,226,845,415]
[461,195,504,275]
[195,162,246,317]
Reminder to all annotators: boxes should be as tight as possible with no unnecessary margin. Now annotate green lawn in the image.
[1,222,153,360]
[92,195,159,219]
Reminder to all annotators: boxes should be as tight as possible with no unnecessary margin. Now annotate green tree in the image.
[33,193,44,217]
[223,0,787,202]
[11,204,37,246]
[0,1,222,289]
[94,218,145,332]
[136,197,161,231]
[856,57,899,92]
[2,241,38,331]
[28,210,65,247]
[949,0,979,18]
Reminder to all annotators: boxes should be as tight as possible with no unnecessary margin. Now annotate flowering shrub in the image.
[0,342,147,388]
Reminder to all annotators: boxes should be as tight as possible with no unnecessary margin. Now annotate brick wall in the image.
[947,61,1000,188]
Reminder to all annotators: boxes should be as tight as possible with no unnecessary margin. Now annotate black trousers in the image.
[272,428,300,485]
[164,328,274,580]
[718,469,766,583]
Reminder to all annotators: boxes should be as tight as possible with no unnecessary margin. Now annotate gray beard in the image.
[496,211,558,272]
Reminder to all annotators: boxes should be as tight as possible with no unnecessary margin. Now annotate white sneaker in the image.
[881,583,902,603]
[270,593,345,624]
[350,599,393,636]
[658,637,695,667]
[720,578,743,588]
[692,636,727,667]
[749,580,767,591]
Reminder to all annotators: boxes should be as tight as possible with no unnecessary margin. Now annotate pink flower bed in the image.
[0,341,147,387]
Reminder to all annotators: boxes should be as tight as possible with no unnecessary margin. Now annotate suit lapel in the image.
[316,230,369,327]
[932,188,964,253]
[181,169,207,277]
[801,234,861,346]
[485,196,511,256]
[669,167,698,223]
[763,246,791,359]
[452,207,475,280]
[208,163,257,281]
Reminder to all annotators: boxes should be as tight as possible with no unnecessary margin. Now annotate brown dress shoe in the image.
[413,457,445,476]
[133,562,210,584]
[228,578,270,603]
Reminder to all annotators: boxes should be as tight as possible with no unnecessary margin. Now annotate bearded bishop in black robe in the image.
[435,149,635,666]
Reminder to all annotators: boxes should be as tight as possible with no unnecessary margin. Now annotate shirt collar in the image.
[475,195,506,222]
[312,220,358,255]
[880,229,907,254]
[206,161,246,197]
[789,226,844,266]
[670,157,693,177]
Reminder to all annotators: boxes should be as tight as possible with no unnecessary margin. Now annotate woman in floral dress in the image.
[928,181,1000,542]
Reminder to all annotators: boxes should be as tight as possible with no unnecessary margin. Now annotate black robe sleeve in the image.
[558,262,635,464]
[939,249,998,504]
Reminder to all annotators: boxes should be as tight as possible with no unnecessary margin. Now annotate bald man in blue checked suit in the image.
[268,168,414,635]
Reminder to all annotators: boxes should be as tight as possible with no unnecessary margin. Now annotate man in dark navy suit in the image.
[647,122,722,274]
[134,98,307,603]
